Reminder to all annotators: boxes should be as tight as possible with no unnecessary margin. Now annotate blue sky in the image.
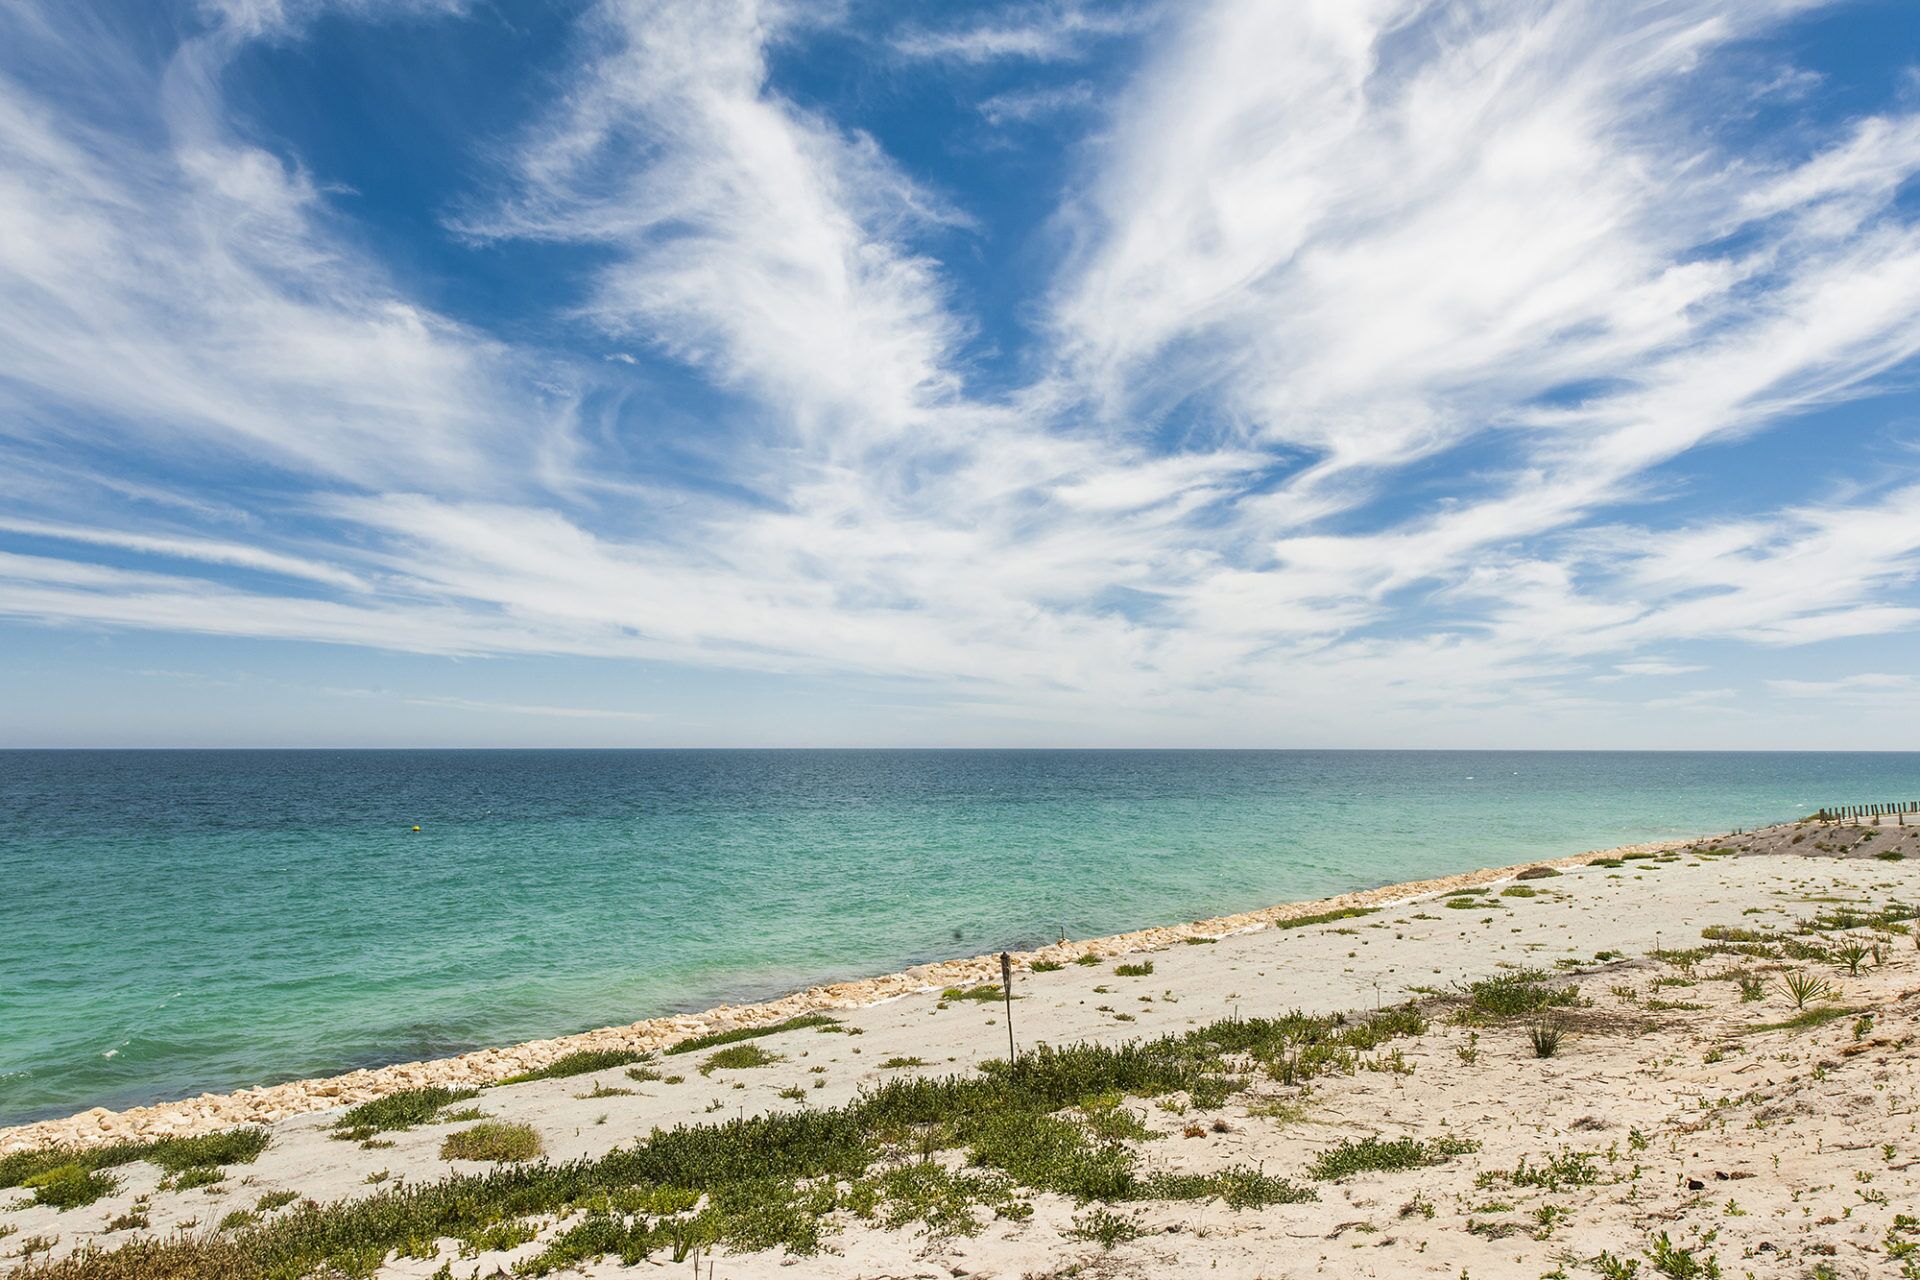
[2,0,1919,748]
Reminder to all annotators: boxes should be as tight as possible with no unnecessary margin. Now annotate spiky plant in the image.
[1832,941,1870,976]
[1779,970,1832,1010]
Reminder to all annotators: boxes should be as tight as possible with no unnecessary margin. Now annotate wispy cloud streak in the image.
[2,0,1919,743]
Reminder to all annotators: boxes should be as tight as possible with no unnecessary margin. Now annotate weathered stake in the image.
[1000,950,1016,1068]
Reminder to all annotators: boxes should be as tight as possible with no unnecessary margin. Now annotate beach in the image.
[10,747,1911,1131]
[7,814,1920,1277]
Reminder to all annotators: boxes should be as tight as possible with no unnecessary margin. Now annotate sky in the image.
[1,0,1919,749]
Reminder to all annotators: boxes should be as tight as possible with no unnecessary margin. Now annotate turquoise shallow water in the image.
[3,748,1918,1127]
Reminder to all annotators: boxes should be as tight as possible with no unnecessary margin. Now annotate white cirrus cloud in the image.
[2,0,1919,745]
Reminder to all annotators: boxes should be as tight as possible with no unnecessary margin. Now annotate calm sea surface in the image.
[4,749,1917,1126]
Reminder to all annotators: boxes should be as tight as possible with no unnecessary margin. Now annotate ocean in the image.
[4,748,1917,1127]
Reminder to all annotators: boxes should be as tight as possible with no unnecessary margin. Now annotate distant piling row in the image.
[1816,802,1920,824]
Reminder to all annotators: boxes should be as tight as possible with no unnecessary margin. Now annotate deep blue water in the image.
[3,748,1916,1126]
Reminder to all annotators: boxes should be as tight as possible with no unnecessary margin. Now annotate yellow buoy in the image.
[411,825,421,832]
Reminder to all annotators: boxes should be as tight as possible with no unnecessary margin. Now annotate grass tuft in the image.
[439,1121,544,1163]
[1742,1005,1862,1035]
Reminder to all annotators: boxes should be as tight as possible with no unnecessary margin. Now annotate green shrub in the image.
[145,1129,272,1173]
[498,1050,647,1085]
[1648,1231,1721,1278]
[0,1126,270,1190]
[22,1164,118,1209]
[439,1122,544,1163]
[1277,907,1376,929]
[333,1087,481,1134]
[666,1015,840,1056]
[1462,970,1578,1019]
[1308,1135,1477,1181]
[1487,1149,1599,1192]
[701,1044,782,1075]
[1067,1207,1142,1248]
[1113,962,1154,977]
[1143,1167,1313,1208]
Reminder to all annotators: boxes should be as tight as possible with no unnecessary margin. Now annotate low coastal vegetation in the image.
[0,1129,270,1211]
[496,1050,646,1085]
[1275,906,1375,930]
[438,1122,543,1163]
[697,1045,780,1076]
[663,1014,840,1057]
[1307,1135,1477,1181]
[10,1005,1447,1278]
[329,1089,479,1141]
[1457,970,1579,1021]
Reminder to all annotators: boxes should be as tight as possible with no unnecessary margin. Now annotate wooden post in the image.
[1000,951,1016,1068]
